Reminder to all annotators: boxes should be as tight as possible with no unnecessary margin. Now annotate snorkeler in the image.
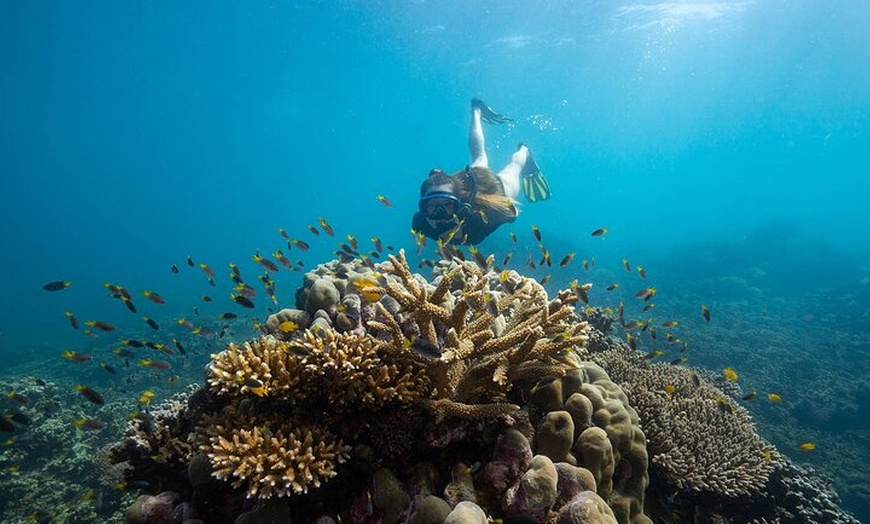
[411,98,551,246]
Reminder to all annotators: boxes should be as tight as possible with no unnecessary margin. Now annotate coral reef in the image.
[104,251,861,524]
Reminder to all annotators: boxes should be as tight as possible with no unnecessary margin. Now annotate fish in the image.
[634,287,656,300]
[72,418,106,431]
[559,253,575,268]
[590,227,608,237]
[318,216,335,236]
[670,357,688,365]
[85,320,115,331]
[253,252,279,272]
[570,280,591,304]
[376,194,392,208]
[273,250,292,269]
[6,392,30,407]
[143,317,160,331]
[502,252,513,266]
[637,266,647,279]
[539,274,551,285]
[723,367,738,382]
[582,259,589,271]
[642,303,655,312]
[606,283,619,291]
[690,370,700,387]
[662,320,678,328]
[75,385,105,405]
[171,263,179,274]
[526,254,536,269]
[199,295,213,303]
[6,412,30,426]
[279,227,290,240]
[100,362,117,374]
[531,225,541,242]
[701,304,711,322]
[219,312,238,319]
[715,397,733,414]
[62,351,92,363]
[241,378,268,397]
[643,350,664,360]
[798,442,816,451]
[43,281,72,292]
[347,234,359,251]
[139,359,171,371]
[120,296,137,313]
[172,338,186,355]
[199,263,215,279]
[664,384,676,395]
[277,320,299,333]
[371,237,383,253]
[291,239,310,251]
[142,291,165,305]
[284,344,311,358]
[187,255,195,267]
[231,294,255,309]
[768,393,783,403]
[114,348,135,358]
[742,389,757,401]
[530,376,558,395]
[509,231,517,243]
[407,336,441,359]
[307,224,320,236]
[622,258,631,272]
[64,310,78,329]
[121,339,144,348]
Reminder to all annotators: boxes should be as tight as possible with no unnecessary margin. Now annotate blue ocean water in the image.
[1,0,868,521]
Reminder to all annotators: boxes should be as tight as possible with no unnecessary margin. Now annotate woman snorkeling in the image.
[411,98,551,246]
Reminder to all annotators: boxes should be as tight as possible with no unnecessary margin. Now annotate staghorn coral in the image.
[200,406,351,499]
[366,250,590,421]
[592,347,776,497]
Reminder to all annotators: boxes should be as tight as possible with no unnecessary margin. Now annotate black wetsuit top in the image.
[412,206,516,245]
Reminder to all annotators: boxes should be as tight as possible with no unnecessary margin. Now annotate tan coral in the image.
[368,250,590,421]
[201,408,351,499]
[593,348,777,497]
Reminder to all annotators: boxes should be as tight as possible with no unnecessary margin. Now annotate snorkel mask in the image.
[419,192,462,220]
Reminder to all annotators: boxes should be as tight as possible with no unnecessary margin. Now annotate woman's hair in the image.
[419,169,457,197]
[452,166,517,217]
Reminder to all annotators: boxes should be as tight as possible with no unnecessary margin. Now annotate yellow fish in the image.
[768,393,783,403]
[798,442,816,451]
[664,384,675,395]
[723,367,739,382]
[278,320,299,333]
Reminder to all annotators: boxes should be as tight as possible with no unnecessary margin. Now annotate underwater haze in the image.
[1,0,869,522]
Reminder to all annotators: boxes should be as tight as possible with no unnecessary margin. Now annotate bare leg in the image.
[468,106,488,169]
[495,145,528,201]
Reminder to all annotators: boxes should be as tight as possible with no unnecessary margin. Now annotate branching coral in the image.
[365,250,590,421]
[207,329,429,408]
[592,348,776,497]
[200,407,351,499]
